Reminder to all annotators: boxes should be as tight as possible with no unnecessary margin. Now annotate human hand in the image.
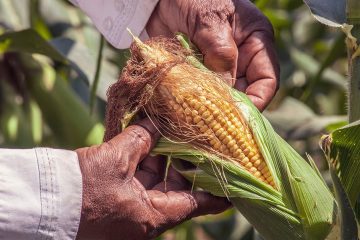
[75,119,230,240]
[146,0,279,111]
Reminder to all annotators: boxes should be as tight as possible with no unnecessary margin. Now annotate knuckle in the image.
[126,126,152,151]
[117,156,130,176]
[96,141,131,176]
[205,45,237,71]
[185,193,198,213]
[191,0,235,27]
[211,42,236,56]
[178,192,198,219]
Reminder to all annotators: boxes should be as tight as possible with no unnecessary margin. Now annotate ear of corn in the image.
[152,88,336,240]
[156,81,275,187]
[111,33,338,240]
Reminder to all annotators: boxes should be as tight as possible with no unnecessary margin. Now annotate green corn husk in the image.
[152,89,336,239]
[105,33,338,240]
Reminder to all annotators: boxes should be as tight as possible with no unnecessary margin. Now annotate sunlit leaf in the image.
[0,79,37,147]
[301,34,346,101]
[263,9,291,29]
[326,121,348,132]
[90,35,104,112]
[0,0,30,30]
[0,29,66,62]
[265,97,347,140]
[321,121,360,222]
[50,37,118,100]
[293,9,324,46]
[328,164,358,239]
[18,54,104,147]
[30,0,52,40]
[301,0,346,27]
[290,47,347,90]
[29,100,42,144]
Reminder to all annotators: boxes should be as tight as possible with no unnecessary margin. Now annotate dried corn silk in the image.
[105,36,274,187]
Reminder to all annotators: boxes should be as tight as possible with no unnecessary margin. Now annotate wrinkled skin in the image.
[76,1,279,239]
[76,119,229,240]
[147,0,280,111]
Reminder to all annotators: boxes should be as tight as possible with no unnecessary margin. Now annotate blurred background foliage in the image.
[0,0,349,239]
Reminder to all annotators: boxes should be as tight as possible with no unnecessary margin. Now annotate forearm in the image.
[68,0,159,49]
[0,148,82,240]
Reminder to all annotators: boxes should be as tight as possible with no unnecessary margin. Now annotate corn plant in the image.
[301,0,360,238]
[0,0,359,239]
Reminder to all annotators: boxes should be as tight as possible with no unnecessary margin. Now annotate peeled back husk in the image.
[104,35,337,240]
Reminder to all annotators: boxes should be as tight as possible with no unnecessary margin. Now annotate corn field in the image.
[0,0,359,239]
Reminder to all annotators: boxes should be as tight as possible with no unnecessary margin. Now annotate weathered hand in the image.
[146,0,279,110]
[75,119,229,240]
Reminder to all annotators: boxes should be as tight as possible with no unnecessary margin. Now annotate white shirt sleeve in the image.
[0,148,82,240]
[69,0,159,49]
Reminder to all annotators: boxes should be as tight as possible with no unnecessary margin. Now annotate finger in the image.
[135,155,166,189]
[235,31,279,111]
[231,1,279,111]
[147,190,231,229]
[146,4,173,37]
[107,118,160,175]
[152,165,191,191]
[192,21,238,85]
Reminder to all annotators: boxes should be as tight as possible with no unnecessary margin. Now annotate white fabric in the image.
[0,148,82,240]
[69,0,159,49]
[0,1,159,238]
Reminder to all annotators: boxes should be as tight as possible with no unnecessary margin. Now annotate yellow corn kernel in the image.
[159,87,275,188]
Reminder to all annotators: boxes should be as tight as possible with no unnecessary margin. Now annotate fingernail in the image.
[134,118,161,139]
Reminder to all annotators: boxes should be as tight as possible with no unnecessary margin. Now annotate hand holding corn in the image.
[146,0,279,110]
[78,1,281,239]
[75,119,229,240]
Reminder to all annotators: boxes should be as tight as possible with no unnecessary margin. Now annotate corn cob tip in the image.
[126,28,138,41]
[127,28,147,49]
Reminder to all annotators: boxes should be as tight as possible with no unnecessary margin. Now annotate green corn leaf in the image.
[321,121,360,223]
[329,162,358,239]
[16,54,104,147]
[0,29,66,62]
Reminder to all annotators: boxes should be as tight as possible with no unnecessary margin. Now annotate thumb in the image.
[192,21,238,85]
[106,118,160,175]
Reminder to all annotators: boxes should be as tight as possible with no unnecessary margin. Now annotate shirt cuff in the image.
[36,148,82,240]
[74,0,159,49]
[0,148,82,240]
